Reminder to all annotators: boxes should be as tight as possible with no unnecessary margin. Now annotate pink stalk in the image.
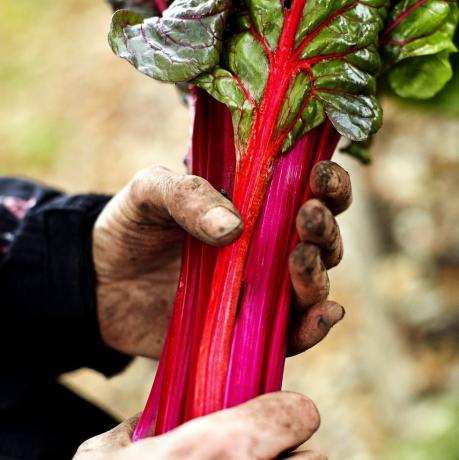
[151,0,168,13]
[264,120,341,392]
[224,131,319,405]
[132,340,166,440]
[225,121,340,405]
[134,89,341,438]
[154,90,237,434]
[134,90,236,438]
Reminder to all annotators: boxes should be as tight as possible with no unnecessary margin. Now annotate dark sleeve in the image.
[0,178,131,409]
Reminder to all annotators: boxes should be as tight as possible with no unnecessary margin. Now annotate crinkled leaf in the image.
[382,0,459,98]
[196,0,385,154]
[109,0,231,82]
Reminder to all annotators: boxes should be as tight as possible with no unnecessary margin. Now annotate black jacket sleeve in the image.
[0,178,131,410]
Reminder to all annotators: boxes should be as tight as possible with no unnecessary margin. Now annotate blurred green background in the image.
[1,1,459,459]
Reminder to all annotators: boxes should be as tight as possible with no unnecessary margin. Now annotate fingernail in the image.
[322,304,345,328]
[200,206,242,241]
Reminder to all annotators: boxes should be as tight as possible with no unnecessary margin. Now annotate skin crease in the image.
[87,160,352,459]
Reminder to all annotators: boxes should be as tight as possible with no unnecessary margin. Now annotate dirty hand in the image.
[73,392,325,460]
[93,161,351,358]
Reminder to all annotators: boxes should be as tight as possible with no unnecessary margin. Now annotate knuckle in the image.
[146,164,170,175]
[298,200,327,238]
[324,225,341,256]
[291,243,320,268]
[290,244,323,283]
[74,435,102,455]
[132,165,165,184]
[127,182,149,213]
[177,174,207,193]
[129,165,175,212]
[129,168,153,201]
[131,165,172,190]
[130,169,147,190]
[324,233,343,268]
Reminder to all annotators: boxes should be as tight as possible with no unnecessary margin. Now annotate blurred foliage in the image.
[393,28,459,117]
[385,395,459,460]
[0,0,46,29]
[342,29,459,163]
[0,0,76,175]
[8,118,66,170]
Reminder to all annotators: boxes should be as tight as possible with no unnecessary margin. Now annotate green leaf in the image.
[246,0,284,50]
[384,395,459,460]
[382,0,459,98]
[225,34,269,104]
[422,52,459,113]
[108,0,231,82]
[318,93,382,141]
[390,26,459,114]
[340,138,373,164]
[196,0,385,156]
[196,68,256,151]
[389,51,454,98]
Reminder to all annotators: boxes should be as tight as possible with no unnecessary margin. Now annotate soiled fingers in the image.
[310,161,352,216]
[73,414,140,458]
[127,165,243,246]
[74,394,322,460]
[130,392,320,460]
[286,160,350,355]
[296,199,343,268]
[288,300,345,356]
[289,242,329,310]
[288,239,344,354]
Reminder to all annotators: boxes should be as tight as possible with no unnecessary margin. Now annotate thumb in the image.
[73,414,140,459]
[128,392,320,459]
[128,166,243,246]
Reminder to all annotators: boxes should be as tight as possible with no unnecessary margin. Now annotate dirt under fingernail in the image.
[200,206,242,241]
